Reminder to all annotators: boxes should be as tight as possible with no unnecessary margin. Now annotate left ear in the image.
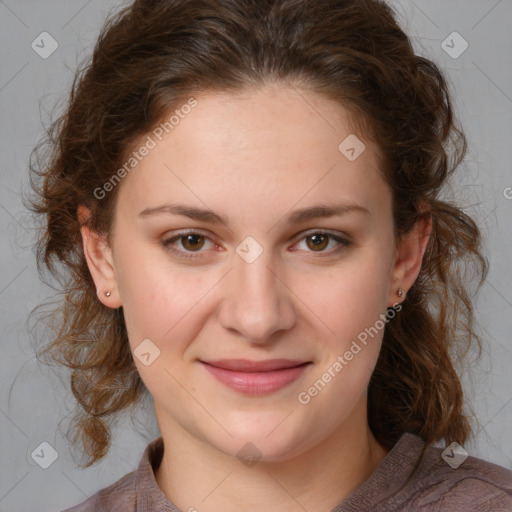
[387,209,432,307]
[78,204,122,309]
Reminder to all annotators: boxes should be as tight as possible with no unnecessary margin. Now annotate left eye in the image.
[161,232,214,256]
[293,231,351,253]
[161,230,351,259]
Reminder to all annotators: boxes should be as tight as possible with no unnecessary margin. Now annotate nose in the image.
[217,248,296,343]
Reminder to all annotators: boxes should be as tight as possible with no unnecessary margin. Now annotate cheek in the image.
[293,252,392,338]
[116,251,214,352]
[118,263,210,394]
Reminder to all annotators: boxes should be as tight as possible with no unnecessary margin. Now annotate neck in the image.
[154,402,388,512]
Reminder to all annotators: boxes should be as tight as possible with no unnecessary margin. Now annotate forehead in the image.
[115,84,389,223]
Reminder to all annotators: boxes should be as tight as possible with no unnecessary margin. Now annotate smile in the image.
[199,359,312,395]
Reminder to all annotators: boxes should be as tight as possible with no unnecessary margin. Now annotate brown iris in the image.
[306,233,329,251]
[181,234,206,251]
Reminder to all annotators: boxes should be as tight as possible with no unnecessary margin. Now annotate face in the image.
[85,83,421,462]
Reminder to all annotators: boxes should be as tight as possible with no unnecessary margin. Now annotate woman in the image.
[28,0,512,510]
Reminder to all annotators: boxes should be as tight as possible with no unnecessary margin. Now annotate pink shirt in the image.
[63,432,512,511]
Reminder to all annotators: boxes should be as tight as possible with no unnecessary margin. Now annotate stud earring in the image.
[105,291,111,297]
[397,287,405,298]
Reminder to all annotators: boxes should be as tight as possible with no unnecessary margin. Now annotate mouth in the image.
[201,358,311,372]
[199,359,312,395]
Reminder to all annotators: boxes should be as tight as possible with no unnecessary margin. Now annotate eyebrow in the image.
[138,202,370,225]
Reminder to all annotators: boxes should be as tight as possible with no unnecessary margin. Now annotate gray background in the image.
[1,0,511,510]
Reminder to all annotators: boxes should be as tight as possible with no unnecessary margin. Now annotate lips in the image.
[201,359,310,372]
[199,359,312,395]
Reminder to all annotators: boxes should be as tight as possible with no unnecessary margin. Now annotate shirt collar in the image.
[134,433,425,511]
[135,436,182,511]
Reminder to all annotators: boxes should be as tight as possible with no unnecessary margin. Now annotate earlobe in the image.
[78,205,121,308]
[388,212,432,307]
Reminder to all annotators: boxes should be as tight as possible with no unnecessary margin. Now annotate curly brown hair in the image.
[27,0,489,468]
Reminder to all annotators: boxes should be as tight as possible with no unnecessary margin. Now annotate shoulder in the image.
[60,436,164,512]
[61,470,137,512]
[403,442,512,511]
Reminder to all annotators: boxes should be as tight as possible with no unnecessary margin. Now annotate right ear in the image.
[78,205,122,308]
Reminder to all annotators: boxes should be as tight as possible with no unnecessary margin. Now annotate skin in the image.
[80,83,432,512]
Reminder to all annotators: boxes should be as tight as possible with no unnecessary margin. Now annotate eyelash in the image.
[161,229,352,260]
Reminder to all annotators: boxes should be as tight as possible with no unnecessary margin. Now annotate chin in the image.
[211,425,311,464]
